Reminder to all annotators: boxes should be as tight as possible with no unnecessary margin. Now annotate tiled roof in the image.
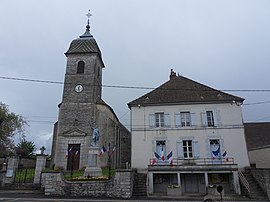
[244,122,270,150]
[65,38,104,67]
[128,73,244,107]
[66,38,101,55]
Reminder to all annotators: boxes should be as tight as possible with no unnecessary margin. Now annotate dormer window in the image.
[77,61,85,74]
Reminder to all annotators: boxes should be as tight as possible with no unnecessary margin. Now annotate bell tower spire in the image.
[51,10,105,170]
[81,9,93,38]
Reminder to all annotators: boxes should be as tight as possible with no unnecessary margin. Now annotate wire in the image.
[0,76,63,85]
[1,75,270,92]
[243,101,270,106]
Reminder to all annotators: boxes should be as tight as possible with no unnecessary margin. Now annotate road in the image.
[0,197,269,202]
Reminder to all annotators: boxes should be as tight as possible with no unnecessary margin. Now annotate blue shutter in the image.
[190,112,196,127]
[175,112,181,127]
[177,142,183,159]
[149,114,155,128]
[192,140,200,158]
[214,109,221,126]
[164,113,170,127]
[201,111,207,127]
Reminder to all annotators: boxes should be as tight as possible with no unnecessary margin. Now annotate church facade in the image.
[51,15,130,171]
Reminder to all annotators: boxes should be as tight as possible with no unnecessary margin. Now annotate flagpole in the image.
[71,152,74,179]
[108,155,111,179]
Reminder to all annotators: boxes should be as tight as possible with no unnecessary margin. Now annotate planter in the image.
[167,187,182,196]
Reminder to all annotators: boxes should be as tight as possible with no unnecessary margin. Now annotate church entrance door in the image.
[67,144,80,170]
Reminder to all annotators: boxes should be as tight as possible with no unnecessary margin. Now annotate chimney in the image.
[170,69,177,80]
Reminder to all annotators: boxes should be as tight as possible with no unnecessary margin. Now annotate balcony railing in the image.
[149,157,235,166]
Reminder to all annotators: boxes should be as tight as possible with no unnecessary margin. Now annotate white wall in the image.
[131,102,250,170]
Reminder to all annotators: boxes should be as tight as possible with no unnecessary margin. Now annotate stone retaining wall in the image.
[42,169,135,198]
[0,171,5,187]
[250,168,270,199]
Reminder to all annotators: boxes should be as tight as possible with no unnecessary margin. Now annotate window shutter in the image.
[192,140,200,158]
[177,142,183,159]
[164,113,170,127]
[214,109,222,126]
[201,111,207,127]
[149,114,155,128]
[175,112,181,127]
[190,112,196,127]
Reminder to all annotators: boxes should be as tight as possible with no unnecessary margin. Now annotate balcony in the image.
[148,158,238,172]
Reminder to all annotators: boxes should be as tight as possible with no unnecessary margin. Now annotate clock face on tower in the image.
[74,84,84,93]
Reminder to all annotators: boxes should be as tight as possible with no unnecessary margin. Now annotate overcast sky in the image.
[0,0,270,154]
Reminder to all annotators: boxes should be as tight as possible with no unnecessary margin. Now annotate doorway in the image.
[182,174,199,193]
[67,144,80,170]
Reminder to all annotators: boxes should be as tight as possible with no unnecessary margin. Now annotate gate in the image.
[15,166,35,184]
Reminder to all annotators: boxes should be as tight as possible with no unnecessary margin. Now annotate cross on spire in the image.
[86,9,92,25]
[80,9,93,38]
[86,9,92,29]
[86,10,92,19]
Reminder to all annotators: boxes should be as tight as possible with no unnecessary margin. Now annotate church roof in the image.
[65,13,104,67]
[66,38,102,56]
[128,70,244,108]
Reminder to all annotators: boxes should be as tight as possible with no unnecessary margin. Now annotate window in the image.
[175,112,195,127]
[180,112,191,127]
[183,140,193,158]
[156,141,166,160]
[210,139,220,159]
[206,111,214,126]
[155,113,164,127]
[177,140,199,159]
[77,61,85,74]
[149,113,170,128]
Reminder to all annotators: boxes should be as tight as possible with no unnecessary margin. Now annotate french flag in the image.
[151,152,160,165]
[161,148,165,161]
[107,143,110,156]
[65,148,69,158]
[167,151,173,166]
[100,145,106,156]
[212,146,220,159]
[222,150,228,162]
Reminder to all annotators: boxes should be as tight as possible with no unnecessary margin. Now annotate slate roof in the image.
[65,27,104,67]
[66,38,102,56]
[128,71,244,108]
[244,122,270,150]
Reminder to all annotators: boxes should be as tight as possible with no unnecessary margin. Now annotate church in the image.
[50,12,130,172]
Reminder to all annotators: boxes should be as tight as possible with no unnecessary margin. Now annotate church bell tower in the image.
[51,11,105,170]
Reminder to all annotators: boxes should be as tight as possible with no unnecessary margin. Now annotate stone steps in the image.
[132,173,147,196]
[242,171,268,200]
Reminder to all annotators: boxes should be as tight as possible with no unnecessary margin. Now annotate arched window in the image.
[77,61,85,74]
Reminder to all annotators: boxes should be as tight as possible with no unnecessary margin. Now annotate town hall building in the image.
[51,12,130,172]
[128,70,250,196]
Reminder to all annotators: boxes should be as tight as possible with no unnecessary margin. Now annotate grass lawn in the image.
[15,168,35,182]
[63,167,115,180]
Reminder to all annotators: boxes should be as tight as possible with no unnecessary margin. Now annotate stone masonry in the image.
[42,169,135,198]
[250,168,270,199]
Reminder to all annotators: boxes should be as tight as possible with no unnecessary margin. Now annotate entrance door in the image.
[67,144,80,170]
[182,174,199,193]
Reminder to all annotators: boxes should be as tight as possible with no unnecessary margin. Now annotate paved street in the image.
[0,195,269,202]
[0,191,268,202]
[0,199,269,202]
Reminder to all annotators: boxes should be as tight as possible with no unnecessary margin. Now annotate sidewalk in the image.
[0,189,254,201]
